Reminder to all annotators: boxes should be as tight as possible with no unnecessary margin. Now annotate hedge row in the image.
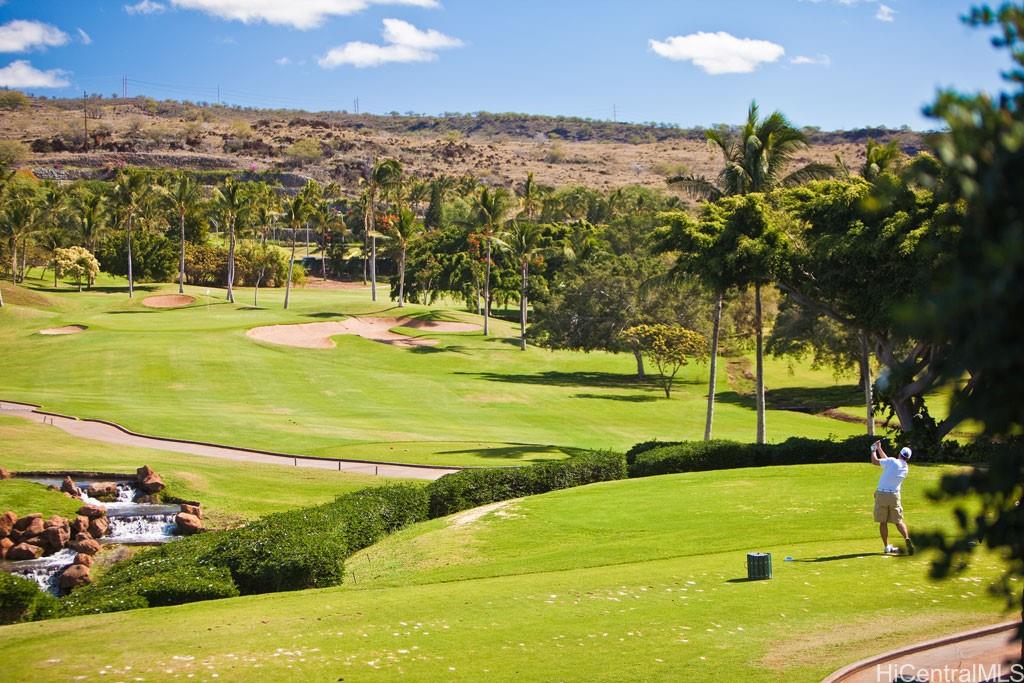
[63,484,428,616]
[425,450,627,517]
[0,573,60,625]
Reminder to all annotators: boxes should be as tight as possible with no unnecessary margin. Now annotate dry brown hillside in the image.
[1,96,928,196]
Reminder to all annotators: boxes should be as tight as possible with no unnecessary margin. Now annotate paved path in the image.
[823,620,1021,682]
[0,400,459,481]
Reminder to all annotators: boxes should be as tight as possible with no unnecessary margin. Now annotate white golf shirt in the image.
[876,457,909,493]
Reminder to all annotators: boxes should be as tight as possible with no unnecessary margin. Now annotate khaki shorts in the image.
[874,491,904,524]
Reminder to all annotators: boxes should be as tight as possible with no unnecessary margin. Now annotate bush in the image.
[0,573,59,624]
[629,435,884,478]
[97,230,177,282]
[427,451,627,517]
[283,139,322,165]
[0,140,28,173]
[0,90,30,111]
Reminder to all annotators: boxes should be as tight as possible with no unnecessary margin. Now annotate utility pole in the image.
[354,97,359,115]
[122,76,127,99]
[83,91,89,152]
[612,104,617,123]
[217,84,221,106]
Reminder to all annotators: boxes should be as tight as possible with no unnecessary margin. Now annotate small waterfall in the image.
[4,549,77,594]
[115,482,136,503]
[106,514,178,543]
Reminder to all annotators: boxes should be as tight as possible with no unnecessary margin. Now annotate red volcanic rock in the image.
[86,482,119,501]
[58,564,92,591]
[6,543,44,561]
[174,512,203,535]
[61,476,82,498]
[44,515,69,530]
[69,534,101,555]
[71,515,89,535]
[0,510,17,537]
[0,537,12,559]
[180,503,202,519]
[87,516,109,539]
[77,504,106,519]
[12,513,42,532]
[12,515,44,542]
[73,552,94,567]
[38,525,70,552]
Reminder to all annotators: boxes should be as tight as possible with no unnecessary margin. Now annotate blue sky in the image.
[0,0,1012,130]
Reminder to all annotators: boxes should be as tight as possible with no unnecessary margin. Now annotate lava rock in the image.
[73,552,93,567]
[69,534,101,555]
[61,476,82,498]
[87,516,109,539]
[0,537,12,559]
[0,510,17,537]
[12,515,44,542]
[0,468,10,479]
[77,504,106,519]
[180,503,202,519]
[39,525,70,552]
[174,512,203,535]
[59,564,92,591]
[71,515,89,535]
[6,542,44,561]
[86,481,119,502]
[136,465,165,494]
[44,515,69,530]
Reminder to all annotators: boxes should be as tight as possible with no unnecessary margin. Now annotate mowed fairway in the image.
[0,275,864,467]
[0,464,1008,682]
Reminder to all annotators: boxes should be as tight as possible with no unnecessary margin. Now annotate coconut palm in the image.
[0,184,42,285]
[157,173,203,294]
[518,172,547,221]
[382,206,423,307]
[503,220,546,350]
[308,191,347,282]
[211,178,251,303]
[69,188,108,255]
[281,192,309,310]
[668,101,835,444]
[109,169,154,298]
[467,186,515,336]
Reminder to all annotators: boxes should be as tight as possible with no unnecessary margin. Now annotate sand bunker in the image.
[246,316,480,349]
[142,294,196,309]
[39,325,87,335]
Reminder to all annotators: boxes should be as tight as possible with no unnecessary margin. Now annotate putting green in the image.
[0,464,1007,681]
[0,274,870,467]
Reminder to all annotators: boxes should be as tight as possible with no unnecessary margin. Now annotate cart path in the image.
[822,620,1021,682]
[0,400,460,481]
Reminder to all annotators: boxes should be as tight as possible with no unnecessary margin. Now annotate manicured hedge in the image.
[426,450,627,517]
[0,572,60,624]
[628,435,878,478]
[63,484,428,616]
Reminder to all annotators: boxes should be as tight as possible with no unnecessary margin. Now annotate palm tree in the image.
[504,221,546,350]
[370,159,404,301]
[69,188,107,254]
[250,183,280,307]
[308,191,346,282]
[157,173,203,294]
[211,178,250,304]
[518,172,547,221]
[382,206,423,307]
[668,101,835,444]
[281,192,309,310]
[467,186,515,336]
[109,169,153,298]
[0,185,42,285]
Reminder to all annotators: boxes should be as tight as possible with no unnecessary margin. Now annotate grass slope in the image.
[0,274,867,467]
[0,479,81,520]
[0,464,1008,681]
[0,416,394,526]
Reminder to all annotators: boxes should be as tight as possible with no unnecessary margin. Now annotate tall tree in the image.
[157,173,203,294]
[666,101,834,442]
[467,186,515,336]
[281,192,309,310]
[0,184,42,285]
[211,178,251,304]
[382,207,423,307]
[503,221,546,350]
[109,169,153,298]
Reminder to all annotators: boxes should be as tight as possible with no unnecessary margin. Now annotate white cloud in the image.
[0,20,69,53]
[649,31,784,75]
[169,0,440,30]
[77,28,92,45]
[0,60,70,88]
[319,18,462,68]
[124,1,167,15]
[790,53,830,66]
[876,4,896,21]
[275,56,291,65]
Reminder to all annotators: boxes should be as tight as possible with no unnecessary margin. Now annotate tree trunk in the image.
[127,214,134,298]
[370,235,377,302]
[226,222,235,303]
[284,237,296,310]
[398,248,406,307]
[9,241,16,284]
[705,292,723,441]
[321,239,327,281]
[860,333,875,437]
[633,346,646,378]
[519,260,528,351]
[20,239,26,282]
[755,283,766,444]
[178,211,186,294]
[483,240,491,336]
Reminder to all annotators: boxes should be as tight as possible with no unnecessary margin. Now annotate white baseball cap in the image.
[900,446,912,459]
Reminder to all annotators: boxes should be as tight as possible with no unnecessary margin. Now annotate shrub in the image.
[283,139,322,165]
[97,230,177,282]
[0,139,28,173]
[0,573,59,625]
[427,451,627,517]
[0,90,30,111]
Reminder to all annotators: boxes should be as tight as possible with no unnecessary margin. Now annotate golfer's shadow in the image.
[793,552,882,562]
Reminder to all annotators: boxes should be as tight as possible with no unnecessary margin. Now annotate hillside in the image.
[2,96,928,196]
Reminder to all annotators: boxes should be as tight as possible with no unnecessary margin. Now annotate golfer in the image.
[870,440,915,555]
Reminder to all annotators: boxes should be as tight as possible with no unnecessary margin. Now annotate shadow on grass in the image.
[436,443,566,461]
[573,393,658,403]
[455,370,656,390]
[793,552,881,562]
[725,577,771,584]
[715,384,863,414]
[33,284,161,294]
[305,311,343,319]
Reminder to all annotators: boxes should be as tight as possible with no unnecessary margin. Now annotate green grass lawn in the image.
[0,416,396,527]
[0,273,873,467]
[0,464,1008,681]
[0,479,82,520]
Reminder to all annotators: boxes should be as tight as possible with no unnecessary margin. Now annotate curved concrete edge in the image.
[0,399,463,480]
[822,620,1021,683]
